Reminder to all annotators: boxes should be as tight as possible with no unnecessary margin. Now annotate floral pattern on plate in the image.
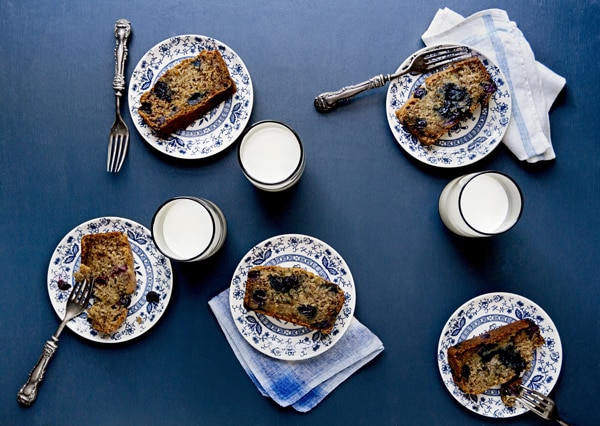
[437,292,563,418]
[47,217,173,343]
[229,234,356,360]
[386,45,512,168]
[128,34,254,159]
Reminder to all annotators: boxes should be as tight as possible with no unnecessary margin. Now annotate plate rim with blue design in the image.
[47,217,173,343]
[386,44,512,168]
[229,234,356,360]
[437,292,563,418]
[128,34,254,159]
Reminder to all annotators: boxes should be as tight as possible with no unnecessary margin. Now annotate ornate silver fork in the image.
[517,385,573,425]
[17,277,93,406]
[314,45,472,113]
[107,19,132,173]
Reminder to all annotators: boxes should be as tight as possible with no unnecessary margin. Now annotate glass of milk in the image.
[438,171,523,238]
[238,121,305,191]
[151,197,227,261]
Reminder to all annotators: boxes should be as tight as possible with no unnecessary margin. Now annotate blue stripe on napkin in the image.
[483,14,536,159]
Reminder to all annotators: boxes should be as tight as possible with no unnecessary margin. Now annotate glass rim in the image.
[237,120,304,186]
[151,196,217,261]
[457,170,524,236]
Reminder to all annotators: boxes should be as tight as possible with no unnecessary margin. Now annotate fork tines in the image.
[423,46,472,69]
[70,277,93,305]
[107,133,128,172]
[518,385,556,416]
[106,136,123,173]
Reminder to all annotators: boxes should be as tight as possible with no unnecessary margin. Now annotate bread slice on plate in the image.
[74,232,136,334]
[447,318,545,406]
[243,265,345,334]
[138,49,237,136]
[396,57,497,146]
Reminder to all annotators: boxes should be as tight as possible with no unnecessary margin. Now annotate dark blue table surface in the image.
[1,1,598,425]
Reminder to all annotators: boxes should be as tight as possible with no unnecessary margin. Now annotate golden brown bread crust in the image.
[243,266,345,333]
[138,49,237,136]
[75,232,136,334]
[447,318,545,403]
[396,57,496,145]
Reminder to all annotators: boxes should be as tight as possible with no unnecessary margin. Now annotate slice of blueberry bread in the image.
[243,266,345,333]
[138,49,237,136]
[447,318,545,404]
[74,232,136,334]
[395,56,497,145]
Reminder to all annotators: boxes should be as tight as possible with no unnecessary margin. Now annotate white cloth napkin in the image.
[421,8,566,163]
[208,289,384,412]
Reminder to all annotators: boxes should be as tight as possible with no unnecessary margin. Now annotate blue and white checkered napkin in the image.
[208,289,384,412]
[421,8,566,163]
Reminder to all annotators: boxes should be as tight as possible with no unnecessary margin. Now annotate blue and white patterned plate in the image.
[47,217,173,343]
[229,234,356,360]
[128,35,254,159]
[386,45,512,168]
[437,292,563,418]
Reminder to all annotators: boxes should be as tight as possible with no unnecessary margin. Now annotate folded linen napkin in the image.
[421,8,566,163]
[208,289,384,412]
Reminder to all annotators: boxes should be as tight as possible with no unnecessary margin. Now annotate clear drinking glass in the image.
[238,120,305,192]
[151,197,227,261]
[438,171,523,238]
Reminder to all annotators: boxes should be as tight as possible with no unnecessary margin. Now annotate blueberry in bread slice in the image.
[396,56,497,145]
[243,266,345,333]
[446,318,545,406]
[138,49,237,136]
[74,232,136,334]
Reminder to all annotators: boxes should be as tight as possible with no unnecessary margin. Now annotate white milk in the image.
[239,123,301,184]
[460,174,509,233]
[161,198,214,259]
[438,171,522,238]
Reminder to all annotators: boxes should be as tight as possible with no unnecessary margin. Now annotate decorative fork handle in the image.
[314,73,398,113]
[17,338,58,406]
[113,19,131,94]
